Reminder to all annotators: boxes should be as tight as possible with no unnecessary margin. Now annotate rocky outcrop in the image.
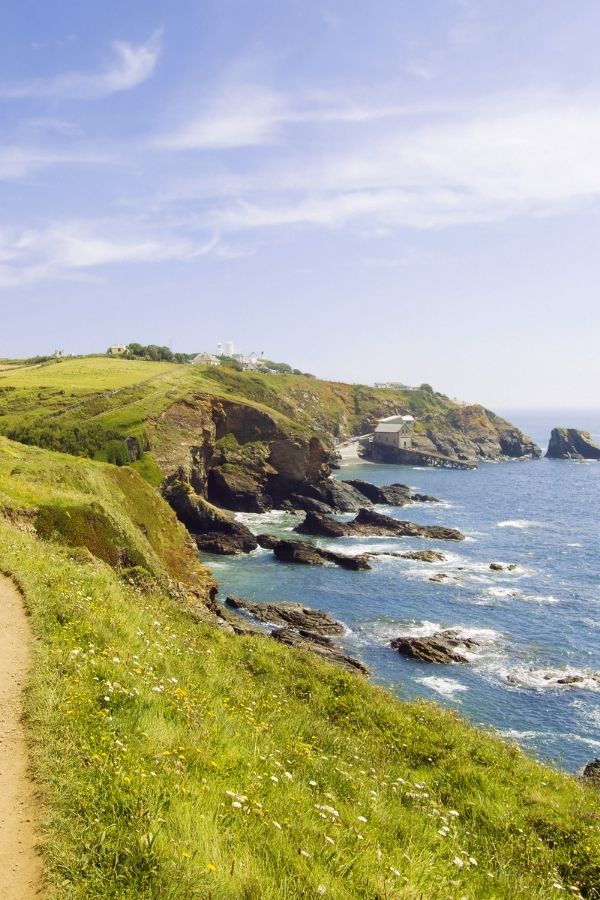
[345,480,410,505]
[163,479,258,554]
[390,630,480,664]
[272,628,369,674]
[257,535,371,570]
[489,562,517,572]
[581,759,600,789]
[409,405,541,462]
[546,427,600,460]
[207,466,270,512]
[401,549,446,563]
[295,508,465,541]
[225,597,345,635]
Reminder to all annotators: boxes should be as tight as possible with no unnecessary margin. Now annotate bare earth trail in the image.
[0,575,44,898]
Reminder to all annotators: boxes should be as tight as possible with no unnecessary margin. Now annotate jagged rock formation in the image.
[546,427,600,460]
[344,480,439,506]
[225,597,345,635]
[390,630,481,664]
[257,535,371,570]
[271,628,369,674]
[294,508,465,541]
[162,480,257,554]
[581,759,600,788]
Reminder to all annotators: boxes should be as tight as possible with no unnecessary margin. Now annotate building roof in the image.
[375,423,405,433]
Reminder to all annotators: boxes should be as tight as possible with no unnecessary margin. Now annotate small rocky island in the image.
[546,427,600,460]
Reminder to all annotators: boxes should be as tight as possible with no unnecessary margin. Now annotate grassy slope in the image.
[0,437,598,898]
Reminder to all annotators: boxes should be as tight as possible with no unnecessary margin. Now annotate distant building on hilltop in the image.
[192,352,221,367]
[374,381,417,391]
[53,349,65,358]
[373,414,415,450]
[107,345,127,356]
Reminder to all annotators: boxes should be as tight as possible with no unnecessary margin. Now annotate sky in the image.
[1,0,600,409]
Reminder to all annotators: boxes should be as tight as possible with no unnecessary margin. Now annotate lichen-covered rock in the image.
[546,427,600,460]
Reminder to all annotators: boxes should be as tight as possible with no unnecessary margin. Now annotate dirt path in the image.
[0,575,44,898]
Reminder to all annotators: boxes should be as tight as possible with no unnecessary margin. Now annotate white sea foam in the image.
[497,519,544,529]
[500,665,600,692]
[415,676,468,699]
[476,586,560,606]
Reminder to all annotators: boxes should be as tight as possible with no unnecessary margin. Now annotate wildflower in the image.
[206,863,216,872]
[356,834,364,841]
[231,801,243,809]
[299,849,311,858]
[438,827,450,837]
[270,775,279,783]
[453,857,464,868]
[357,815,367,823]
[316,804,339,818]
[390,866,401,877]
[284,771,293,780]
[308,780,318,787]
[316,886,327,896]
[468,857,477,867]
[272,821,282,830]
[449,810,460,817]
[324,836,335,846]
[552,885,564,892]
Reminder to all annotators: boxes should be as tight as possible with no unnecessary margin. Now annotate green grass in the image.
[2,523,599,899]
[0,437,598,898]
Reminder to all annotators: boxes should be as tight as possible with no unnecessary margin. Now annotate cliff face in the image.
[546,427,600,460]
[410,406,541,461]
[150,393,330,512]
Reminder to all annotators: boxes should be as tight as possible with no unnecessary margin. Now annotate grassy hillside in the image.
[0,356,520,475]
[0,436,598,898]
[0,435,213,597]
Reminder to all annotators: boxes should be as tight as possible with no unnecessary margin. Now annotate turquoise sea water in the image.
[204,411,600,773]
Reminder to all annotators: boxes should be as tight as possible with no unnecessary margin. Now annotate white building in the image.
[107,345,127,356]
[192,352,221,367]
[373,415,415,450]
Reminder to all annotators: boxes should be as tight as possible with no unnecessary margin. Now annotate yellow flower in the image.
[206,863,216,872]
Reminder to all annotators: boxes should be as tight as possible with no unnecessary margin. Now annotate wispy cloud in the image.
[0,30,162,101]
[157,86,418,150]
[0,220,218,288]
[0,145,115,180]
[183,92,600,231]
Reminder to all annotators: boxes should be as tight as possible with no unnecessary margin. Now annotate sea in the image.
[205,411,600,774]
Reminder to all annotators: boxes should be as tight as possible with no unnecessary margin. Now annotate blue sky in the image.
[1,0,600,408]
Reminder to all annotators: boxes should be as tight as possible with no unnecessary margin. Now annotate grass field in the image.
[0,435,598,898]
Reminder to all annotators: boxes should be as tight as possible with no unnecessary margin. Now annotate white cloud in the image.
[0,30,162,101]
[0,145,114,180]
[157,86,418,150]
[193,93,600,231]
[0,221,218,289]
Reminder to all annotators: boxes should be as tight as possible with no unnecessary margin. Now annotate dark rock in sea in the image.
[344,480,411,506]
[489,563,504,571]
[225,596,345,636]
[271,627,369,674]
[581,759,600,788]
[488,562,518,572]
[312,479,371,512]
[270,538,371,570]
[429,573,450,583]
[411,493,439,503]
[207,465,271,512]
[163,479,258,554]
[295,508,465,541]
[194,528,258,555]
[390,630,480,664]
[401,549,446,563]
[289,493,334,514]
[546,427,600,460]
[256,533,279,550]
